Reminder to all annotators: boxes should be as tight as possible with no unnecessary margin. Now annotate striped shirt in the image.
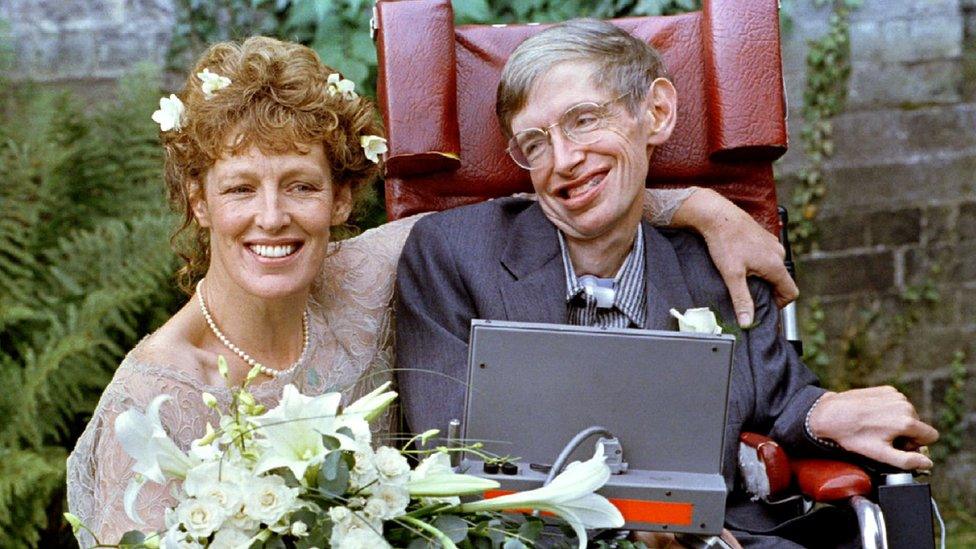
[558,227,647,329]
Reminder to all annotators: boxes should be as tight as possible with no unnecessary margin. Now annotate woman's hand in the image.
[669,188,798,327]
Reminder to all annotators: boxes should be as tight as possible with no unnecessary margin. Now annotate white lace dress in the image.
[65,190,691,546]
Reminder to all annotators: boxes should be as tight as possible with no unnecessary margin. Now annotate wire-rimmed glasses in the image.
[506,92,631,170]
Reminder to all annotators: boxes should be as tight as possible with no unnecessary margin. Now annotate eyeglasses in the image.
[506,92,631,170]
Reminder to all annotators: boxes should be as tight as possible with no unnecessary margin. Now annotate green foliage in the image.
[932,350,968,463]
[789,0,855,255]
[0,70,182,546]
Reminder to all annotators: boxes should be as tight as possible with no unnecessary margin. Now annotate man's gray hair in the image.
[496,18,669,137]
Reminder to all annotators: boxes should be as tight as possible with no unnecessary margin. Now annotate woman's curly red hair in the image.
[161,36,383,293]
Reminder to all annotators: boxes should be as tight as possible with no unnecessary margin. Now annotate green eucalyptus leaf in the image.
[321,447,343,478]
[322,434,341,451]
[503,539,526,549]
[318,453,350,496]
[516,518,543,541]
[118,530,146,546]
[433,514,469,543]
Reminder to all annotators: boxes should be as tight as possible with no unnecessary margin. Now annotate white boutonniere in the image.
[360,135,388,164]
[151,94,185,132]
[196,68,231,99]
[327,73,357,100]
[670,307,723,335]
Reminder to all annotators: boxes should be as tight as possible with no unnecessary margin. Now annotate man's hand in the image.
[631,529,743,548]
[809,386,939,470]
[671,188,799,327]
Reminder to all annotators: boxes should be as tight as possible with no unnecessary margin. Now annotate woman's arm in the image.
[644,187,798,327]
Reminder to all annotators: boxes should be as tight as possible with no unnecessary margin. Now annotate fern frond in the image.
[0,445,66,549]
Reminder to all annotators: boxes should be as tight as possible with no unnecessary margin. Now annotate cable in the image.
[543,426,616,487]
[931,497,946,549]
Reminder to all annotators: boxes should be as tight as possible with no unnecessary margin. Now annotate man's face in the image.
[509,62,664,244]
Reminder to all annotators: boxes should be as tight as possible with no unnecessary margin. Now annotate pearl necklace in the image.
[196,279,309,379]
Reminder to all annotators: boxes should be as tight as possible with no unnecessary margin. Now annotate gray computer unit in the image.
[461,319,735,535]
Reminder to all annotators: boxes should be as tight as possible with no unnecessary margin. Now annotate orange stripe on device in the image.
[483,490,694,526]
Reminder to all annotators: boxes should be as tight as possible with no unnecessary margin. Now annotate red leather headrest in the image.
[376,0,787,231]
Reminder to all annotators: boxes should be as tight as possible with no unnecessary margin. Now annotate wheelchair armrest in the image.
[791,458,872,503]
[739,432,792,498]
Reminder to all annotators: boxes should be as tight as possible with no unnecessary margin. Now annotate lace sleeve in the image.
[66,361,214,547]
[309,214,429,442]
[644,187,698,226]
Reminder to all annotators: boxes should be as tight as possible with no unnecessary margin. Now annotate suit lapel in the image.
[498,203,568,325]
[642,224,695,330]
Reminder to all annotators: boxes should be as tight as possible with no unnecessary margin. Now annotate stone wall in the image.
[779,0,976,499]
[0,0,176,84]
[2,0,973,499]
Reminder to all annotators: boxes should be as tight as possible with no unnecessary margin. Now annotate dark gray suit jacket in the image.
[395,198,836,535]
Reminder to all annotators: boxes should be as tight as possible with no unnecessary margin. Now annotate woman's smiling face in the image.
[191,142,351,299]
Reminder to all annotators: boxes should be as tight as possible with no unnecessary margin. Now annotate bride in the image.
[66,36,795,545]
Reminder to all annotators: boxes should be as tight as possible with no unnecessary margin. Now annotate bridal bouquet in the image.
[66,358,623,549]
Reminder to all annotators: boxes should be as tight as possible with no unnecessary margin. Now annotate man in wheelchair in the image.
[395,18,938,547]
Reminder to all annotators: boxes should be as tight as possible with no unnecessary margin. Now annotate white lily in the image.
[196,68,231,99]
[115,395,195,524]
[251,384,356,478]
[407,452,499,497]
[457,444,623,549]
[670,307,723,335]
[342,381,397,422]
[151,94,185,132]
[360,135,387,164]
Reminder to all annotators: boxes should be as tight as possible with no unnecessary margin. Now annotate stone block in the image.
[849,0,960,22]
[821,154,976,214]
[51,29,96,79]
[922,205,958,246]
[851,16,963,65]
[959,287,976,324]
[848,58,961,110]
[959,202,976,241]
[867,208,921,247]
[798,250,895,296]
[95,30,169,76]
[813,211,869,252]
[903,327,976,374]
[830,105,976,169]
[906,242,976,285]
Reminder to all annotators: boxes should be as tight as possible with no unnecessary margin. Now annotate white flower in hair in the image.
[151,94,185,132]
[360,135,387,164]
[327,73,357,100]
[197,68,231,99]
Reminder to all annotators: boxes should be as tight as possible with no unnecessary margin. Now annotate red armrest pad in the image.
[739,432,792,497]
[791,458,872,502]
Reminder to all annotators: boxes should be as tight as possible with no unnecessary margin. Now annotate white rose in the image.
[670,307,723,335]
[369,483,409,519]
[349,447,378,490]
[363,497,390,520]
[209,527,254,549]
[347,496,366,509]
[329,505,353,526]
[161,525,203,549]
[291,520,309,537]
[226,502,259,532]
[373,446,410,484]
[242,475,300,525]
[174,496,227,539]
[334,526,391,549]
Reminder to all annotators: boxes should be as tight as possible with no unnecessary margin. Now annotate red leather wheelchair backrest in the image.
[375,0,787,232]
